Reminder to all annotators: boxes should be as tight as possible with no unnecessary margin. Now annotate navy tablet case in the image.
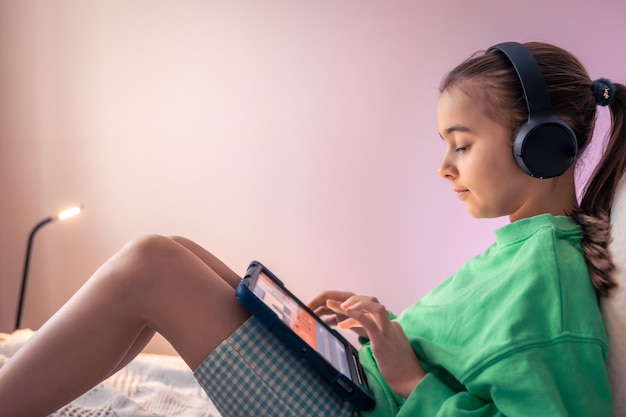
[235,260,375,411]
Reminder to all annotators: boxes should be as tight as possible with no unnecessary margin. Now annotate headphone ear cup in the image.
[513,116,578,179]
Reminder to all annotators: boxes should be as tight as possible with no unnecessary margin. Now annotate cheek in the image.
[479,144,520,179]
[465,156,505,186]
[467,152,524,198]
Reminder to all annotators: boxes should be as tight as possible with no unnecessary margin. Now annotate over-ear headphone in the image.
[487,42,577,179]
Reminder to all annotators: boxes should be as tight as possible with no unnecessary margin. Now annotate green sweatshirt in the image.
[359,214,612,416]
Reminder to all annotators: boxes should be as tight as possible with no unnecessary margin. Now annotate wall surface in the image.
[1,0,625,354]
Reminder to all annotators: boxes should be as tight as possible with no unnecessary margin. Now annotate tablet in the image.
[235,260,375,411]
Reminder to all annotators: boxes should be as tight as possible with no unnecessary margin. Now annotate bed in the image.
[0,329,222,417]
[2,185,625,416]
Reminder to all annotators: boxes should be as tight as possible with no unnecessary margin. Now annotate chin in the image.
[465,206,504,220]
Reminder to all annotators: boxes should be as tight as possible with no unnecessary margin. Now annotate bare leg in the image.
[168,235,242,289]
[0,234,249,417]
[106,235,243,376]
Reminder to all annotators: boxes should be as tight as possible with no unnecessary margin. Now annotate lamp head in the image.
[57,205,82,221]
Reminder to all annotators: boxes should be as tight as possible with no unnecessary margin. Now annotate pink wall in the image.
[1,0,625,353]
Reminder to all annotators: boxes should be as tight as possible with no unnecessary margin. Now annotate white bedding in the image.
[0,329,222,417]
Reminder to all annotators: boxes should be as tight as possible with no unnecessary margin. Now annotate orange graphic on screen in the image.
[256,273,319,350]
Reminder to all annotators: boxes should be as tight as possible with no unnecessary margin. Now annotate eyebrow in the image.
[440,124,472,139]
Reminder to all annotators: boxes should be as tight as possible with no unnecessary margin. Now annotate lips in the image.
[453,188,469,199]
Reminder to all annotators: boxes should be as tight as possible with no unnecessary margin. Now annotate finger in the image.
[339,295,380,311]
[344,308,381,335]
[311,305,336,317]
[326,299,346,314]
[340,310,386,341]
[312,299,345,316]
[322,315,340,327]
[337,317,362,330]
[336,318,369,338]
[306,292,328,310]
[307,290,353,310]
[343,299,389,328]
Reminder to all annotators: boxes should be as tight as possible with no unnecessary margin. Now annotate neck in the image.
[509,170,578,223]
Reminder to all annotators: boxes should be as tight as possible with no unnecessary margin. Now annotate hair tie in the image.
[593,78,616,107]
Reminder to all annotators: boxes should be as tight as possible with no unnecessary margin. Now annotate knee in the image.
[112,234,184,288]
[91,234,194,324]
[166,235,192,246]
[123,234,177,261]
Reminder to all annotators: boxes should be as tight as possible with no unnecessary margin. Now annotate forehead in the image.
[439,79,517,133]
[437,84,491,130]
[437,83,513,147]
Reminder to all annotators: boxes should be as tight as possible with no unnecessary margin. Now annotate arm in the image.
[337,296,424,398]
[397,339,611,416]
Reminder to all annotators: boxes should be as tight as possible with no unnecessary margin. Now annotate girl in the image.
[0,40,623,416]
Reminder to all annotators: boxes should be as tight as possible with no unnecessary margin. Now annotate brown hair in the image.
[440,41,626,296]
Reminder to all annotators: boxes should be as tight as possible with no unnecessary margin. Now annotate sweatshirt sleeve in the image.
[396,338,611,416]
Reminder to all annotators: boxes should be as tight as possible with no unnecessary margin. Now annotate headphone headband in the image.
[488,42,552,116]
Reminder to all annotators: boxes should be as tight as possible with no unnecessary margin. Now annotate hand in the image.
[338,295,425,399]
[308,290,368,338]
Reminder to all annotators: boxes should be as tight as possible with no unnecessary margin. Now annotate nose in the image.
[437,152,457,179]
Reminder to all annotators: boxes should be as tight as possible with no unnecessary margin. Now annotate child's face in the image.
[436,84,536,220]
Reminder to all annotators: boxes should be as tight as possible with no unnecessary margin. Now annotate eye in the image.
[455,145,470,153]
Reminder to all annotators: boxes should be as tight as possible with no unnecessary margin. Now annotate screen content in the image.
[253,272,351,378]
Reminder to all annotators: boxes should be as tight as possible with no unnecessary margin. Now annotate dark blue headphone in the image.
[488,42,578,179]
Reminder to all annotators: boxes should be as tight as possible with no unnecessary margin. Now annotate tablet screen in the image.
[252,271,351,378]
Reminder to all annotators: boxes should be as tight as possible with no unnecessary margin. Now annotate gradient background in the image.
[1,0,624,353]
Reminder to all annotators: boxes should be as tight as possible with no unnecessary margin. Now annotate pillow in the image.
[601,173,626,416]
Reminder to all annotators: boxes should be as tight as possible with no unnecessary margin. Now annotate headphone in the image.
[487,42,578,179]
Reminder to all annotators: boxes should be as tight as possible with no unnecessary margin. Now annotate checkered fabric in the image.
[193,317,358,417]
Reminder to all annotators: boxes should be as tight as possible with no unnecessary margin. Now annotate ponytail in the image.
[576,81,626,296]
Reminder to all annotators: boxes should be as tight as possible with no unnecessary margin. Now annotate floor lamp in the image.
[14,205,82,331]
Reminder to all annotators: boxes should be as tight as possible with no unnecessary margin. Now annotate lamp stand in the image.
[14,216,54,331]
